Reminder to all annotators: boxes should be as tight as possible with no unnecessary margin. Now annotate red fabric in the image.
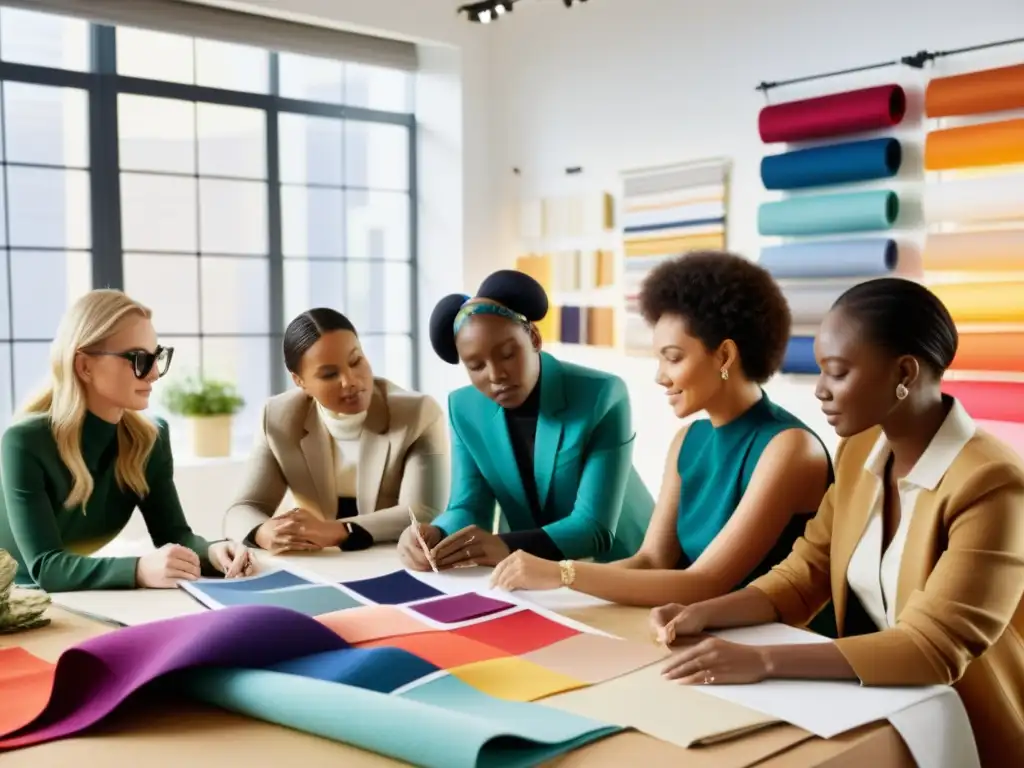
[943,380,1024,424]
[759,84,906,143]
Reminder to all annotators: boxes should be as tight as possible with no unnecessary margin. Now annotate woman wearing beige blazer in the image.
[650,279,1024,766]
[223,309,450,552]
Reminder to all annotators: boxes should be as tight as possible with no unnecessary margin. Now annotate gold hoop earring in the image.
[720,368,730,381]
[896,383,909,400]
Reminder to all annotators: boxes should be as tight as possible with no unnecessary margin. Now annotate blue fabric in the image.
[431,352,654,562]
[759,238,898,279]
[270,647,439,694]
[761,138,902,190]
[782,336,820,374]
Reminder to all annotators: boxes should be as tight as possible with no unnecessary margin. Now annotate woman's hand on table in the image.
[661,636,770,685]
[649,602,707,644]
[398,523,443,571]
[208,540,254,578]
[430,525,511,569]
[135,543,201,588]
[489,550,561,590]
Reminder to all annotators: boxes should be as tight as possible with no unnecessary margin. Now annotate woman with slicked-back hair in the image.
[397,269,654,573]
[223,308,450,553]
[0,289,250,592]
[649,277,1024,766]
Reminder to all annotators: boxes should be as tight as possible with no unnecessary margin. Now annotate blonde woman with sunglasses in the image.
[0,289,249,592]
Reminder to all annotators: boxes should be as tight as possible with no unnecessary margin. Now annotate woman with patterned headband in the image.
[397,269,654,571]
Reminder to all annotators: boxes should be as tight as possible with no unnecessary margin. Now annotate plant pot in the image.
[188,414,233,458]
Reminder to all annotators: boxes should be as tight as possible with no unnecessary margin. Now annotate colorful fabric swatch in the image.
[0,606,346,749]
[270,647,440,694]
[341,570,444,605]
[358,631,507,668]
[621,158,728,355]
[449,656,587,702]
[0,648,56,735]
[194,583,363,616]
[316,604,432,643]
[411,593,515,624]
[201,569,313,592]
[180,667,620,768]
[453,609,580,655]
[520,633,669,684]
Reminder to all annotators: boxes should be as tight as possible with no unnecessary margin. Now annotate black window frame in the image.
[0,20,420,408]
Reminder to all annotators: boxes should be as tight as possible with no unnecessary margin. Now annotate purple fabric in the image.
[0,605,347,750]
[411,593,515,624]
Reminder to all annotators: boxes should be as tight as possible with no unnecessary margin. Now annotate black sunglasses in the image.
[84,346,174,379]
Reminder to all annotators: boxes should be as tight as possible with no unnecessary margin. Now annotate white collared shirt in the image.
[846,399,976,630]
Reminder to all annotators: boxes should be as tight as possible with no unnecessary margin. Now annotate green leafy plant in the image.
[161,376,245,417]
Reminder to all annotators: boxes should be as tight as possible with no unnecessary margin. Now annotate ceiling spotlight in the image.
[562,0,589,7]
[458,1,514,23]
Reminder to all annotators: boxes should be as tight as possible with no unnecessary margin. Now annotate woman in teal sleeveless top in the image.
[491,251,838,638]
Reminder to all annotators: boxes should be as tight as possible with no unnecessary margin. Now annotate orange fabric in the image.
[923,229,1024,272]
[925,118,1024,170]
[926,64,1024,118]
[356,631,507,668]
[0,648,55,736]
[951,333,1024,373]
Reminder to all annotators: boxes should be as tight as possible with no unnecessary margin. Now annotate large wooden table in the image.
[0,547,915,768]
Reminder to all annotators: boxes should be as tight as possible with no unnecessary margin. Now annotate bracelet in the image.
[558,559,576,587]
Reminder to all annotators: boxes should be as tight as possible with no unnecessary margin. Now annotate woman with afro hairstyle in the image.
[397,269,654,572]
[491,252,836,636]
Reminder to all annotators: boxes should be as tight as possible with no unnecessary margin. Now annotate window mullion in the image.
[88,23,123,290]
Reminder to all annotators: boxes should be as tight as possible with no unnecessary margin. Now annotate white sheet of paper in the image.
[888,689,980,768]
[50,588,204,626]
[688,622,949,739]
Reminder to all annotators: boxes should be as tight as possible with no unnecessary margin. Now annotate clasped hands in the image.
[650,603,771,686]
[255,507,348,554]
[398,523,510,571]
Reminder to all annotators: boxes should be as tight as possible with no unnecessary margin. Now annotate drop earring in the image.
[896,382,909,400]
[720,367,730,381]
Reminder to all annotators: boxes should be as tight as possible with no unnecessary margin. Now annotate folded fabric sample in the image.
[411,592,515,624]
[761,138,901,190]
[179,666,621,768]
[341,570,445,605]
[0,648,56,735]
[758,190,898,236]
[0,605,347,750]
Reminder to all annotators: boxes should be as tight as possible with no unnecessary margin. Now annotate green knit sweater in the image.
[0,410,213,592]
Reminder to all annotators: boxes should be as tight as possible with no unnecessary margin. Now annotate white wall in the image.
[475,0,1024,488]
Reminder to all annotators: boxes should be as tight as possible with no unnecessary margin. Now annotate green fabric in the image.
[0,411,212,592]
[432,352,654,561]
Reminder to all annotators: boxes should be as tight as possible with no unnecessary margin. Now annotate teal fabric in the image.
[180,667,620,768]
[432,352,654,561]
[757,189,899,236]
[675,391,837,637]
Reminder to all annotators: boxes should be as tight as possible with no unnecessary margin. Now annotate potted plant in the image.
[162,376,245,458]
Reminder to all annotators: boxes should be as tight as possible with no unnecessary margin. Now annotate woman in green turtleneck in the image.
[0,289,249,593]
[490,252,838,637]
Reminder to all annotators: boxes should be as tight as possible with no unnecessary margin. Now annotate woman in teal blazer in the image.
[397,270,653,571]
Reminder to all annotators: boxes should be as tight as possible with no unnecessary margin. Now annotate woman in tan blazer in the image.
[223,309,450,553]
[648,278,1024,766]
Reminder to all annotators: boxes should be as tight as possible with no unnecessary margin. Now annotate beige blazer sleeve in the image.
[337,397,450,542]
[834,462,1024,686]
[222,403,289,542]
[749,438,847,627]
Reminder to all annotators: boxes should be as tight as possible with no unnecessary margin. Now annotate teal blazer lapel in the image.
[534,352,566,512]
